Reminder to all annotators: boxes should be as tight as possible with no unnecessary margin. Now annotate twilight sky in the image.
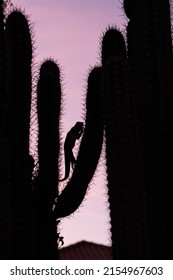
[12,0,127,247]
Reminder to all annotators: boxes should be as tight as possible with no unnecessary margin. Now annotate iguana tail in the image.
[59,152,70,181]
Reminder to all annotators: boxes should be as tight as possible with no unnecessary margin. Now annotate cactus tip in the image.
[101,27,127,64]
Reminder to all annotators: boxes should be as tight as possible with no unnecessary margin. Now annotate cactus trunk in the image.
[34,59,61,259]
[0,10,34,258]
[124,0,173,258]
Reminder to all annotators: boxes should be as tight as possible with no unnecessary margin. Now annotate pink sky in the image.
[12,0,126,247]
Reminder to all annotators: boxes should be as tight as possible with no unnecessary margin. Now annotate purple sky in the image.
[12,0,127,247]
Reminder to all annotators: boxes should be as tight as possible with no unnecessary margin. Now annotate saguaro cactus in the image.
[124,0,173,259]
[97,0,173,259]
[0,0,105,259]
[0,2,62,259]
[101,28,147,259]
[0,8,34,258]
[2,0,173,261]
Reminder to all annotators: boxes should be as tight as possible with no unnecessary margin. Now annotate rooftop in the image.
[59,240,112,260]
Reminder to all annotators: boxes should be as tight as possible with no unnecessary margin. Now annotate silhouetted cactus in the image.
[0,2,62,259]
[1,0,173,261]
[124,0,173,259]
[0,7,34,258]
[0,0,105,259]
[123,0,138,19]
[36,59,61,209]
[101,27,147,259]
[34,59,61,259]
[54,67,104,218]
[99,0,173,259]
[101,28,126,64]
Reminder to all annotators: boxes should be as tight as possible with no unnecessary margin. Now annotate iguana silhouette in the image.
[59,122,84,181]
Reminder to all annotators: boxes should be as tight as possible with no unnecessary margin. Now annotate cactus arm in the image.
[34,59,61,259]
[54,67,104,218]
[36,59,61,209]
